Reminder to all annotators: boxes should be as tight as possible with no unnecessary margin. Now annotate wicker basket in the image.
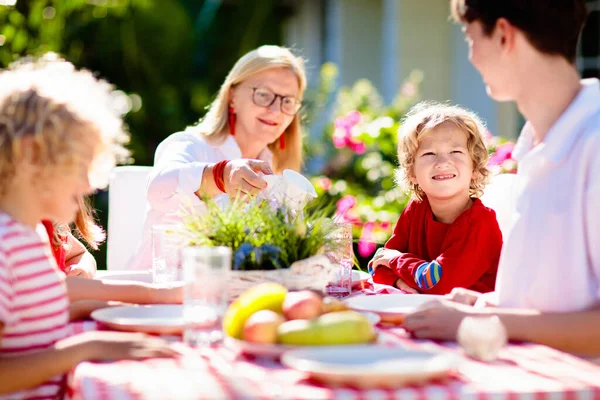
[228,254,336,300]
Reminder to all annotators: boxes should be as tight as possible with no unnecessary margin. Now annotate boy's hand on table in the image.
[394,278,419,294]
[370,248,401,270]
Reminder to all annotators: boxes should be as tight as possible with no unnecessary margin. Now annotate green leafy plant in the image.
[179,197,343,271]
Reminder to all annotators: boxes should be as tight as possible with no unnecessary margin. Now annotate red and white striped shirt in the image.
[0,213,70,400]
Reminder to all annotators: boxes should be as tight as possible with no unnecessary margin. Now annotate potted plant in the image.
[179,197,346,299]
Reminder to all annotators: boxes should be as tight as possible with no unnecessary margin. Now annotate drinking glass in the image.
[182,246,231,346]
[326,222,353,298]
[151,225,182,284]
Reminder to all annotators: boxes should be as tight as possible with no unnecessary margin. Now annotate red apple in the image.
[282,290,324,320]
[242,310,285,344]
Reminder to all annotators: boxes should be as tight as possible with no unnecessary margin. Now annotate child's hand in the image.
[65,266,94,279]
[370,248,402,271]
[69,300,127,321]
[446,288,481,306]
[151,282,184,304]
[394,278,419,294]
[60,331,180,362]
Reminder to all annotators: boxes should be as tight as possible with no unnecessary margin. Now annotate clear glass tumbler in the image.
[151,225,182,284]
[182,246,231,346]
[326,222,353,299]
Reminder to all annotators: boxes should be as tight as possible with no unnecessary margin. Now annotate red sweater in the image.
[373,197,502,294]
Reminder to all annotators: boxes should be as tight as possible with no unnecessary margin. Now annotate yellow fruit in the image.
[223,283,288,339]
[277,310,376,346]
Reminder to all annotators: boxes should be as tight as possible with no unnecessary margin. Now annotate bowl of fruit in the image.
[223,283,380,358]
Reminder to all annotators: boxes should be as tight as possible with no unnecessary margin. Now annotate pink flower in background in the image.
[333,130,347,149]
[348,140,366,154]
[332,110,366,154]
[336,195,357,220]
[489,142,515,166]
[380,221,390,230]
[346,110,362,126]
[358,222,376,257]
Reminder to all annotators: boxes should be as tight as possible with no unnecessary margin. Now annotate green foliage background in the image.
[0,0,295,269]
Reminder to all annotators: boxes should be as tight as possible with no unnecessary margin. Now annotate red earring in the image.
[228,106,236,136]
[279,134,285,150]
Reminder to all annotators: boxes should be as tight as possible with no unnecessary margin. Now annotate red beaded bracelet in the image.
[213,160,229,193]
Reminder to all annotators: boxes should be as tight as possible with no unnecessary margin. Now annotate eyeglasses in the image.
[249,87,302,116]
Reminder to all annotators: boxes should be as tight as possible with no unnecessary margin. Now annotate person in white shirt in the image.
[132,45,307,269]
[403,0,600,357]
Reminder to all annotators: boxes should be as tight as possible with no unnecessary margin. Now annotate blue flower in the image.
[259,244,283,269]
[233,242,254,270]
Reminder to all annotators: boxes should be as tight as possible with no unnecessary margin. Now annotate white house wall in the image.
[284,0,520,139]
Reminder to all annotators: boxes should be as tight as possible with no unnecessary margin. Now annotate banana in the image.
[223,283,288,339]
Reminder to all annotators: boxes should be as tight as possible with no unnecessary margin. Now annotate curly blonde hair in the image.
[0,53,130,195]
[190,45,306,173]
[396,102,490,201]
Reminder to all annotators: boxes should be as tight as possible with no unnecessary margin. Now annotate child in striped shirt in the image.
[0,54,179,399]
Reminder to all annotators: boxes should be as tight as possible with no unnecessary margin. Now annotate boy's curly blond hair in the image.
[396,101,490,201]
[0,53,130,195]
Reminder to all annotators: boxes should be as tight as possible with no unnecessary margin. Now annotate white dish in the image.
[91,304,184,335]
[281,345,459,388]
[96,270,153,283]
[345,294,442,325]
[224,311,381,358]
[351,270,370,288]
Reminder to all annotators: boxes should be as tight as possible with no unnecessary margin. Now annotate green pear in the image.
[277,311,376,346]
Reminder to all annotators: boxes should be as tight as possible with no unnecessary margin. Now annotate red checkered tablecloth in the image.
[67,318,600,400]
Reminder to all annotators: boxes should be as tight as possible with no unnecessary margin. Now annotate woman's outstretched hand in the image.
[223,159,273,199]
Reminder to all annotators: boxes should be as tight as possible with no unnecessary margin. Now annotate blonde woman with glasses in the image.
[132,45,307,269]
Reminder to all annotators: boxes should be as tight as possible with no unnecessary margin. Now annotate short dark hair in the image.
[450,0,589,63]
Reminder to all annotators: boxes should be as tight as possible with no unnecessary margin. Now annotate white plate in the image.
[96,270,153,283]
[224,312,381,358]
[351,270,370,288]
[345,294,442,325]
[91,304,184,335]
[281,345,459,388]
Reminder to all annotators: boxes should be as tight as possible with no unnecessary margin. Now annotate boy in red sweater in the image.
[370,102,502,295]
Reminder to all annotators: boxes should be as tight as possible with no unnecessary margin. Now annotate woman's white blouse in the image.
[129,129,272,270]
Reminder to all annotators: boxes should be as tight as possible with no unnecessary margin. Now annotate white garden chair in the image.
[480,173,517,239]
[106,166,152,270]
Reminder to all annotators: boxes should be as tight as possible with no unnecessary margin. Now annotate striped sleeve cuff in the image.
[414,261,443,290]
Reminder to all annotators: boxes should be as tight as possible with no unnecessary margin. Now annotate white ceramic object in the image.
[282,169,317,198]
[351,270,370,288]
[91,304,185,335]
[261,169,317,213]
[281,345,459,389]
[224,312,381,358]
[345,294,442,325]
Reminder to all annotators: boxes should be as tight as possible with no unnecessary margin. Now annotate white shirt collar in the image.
[217,134,273,163]
[513,78,600,163]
